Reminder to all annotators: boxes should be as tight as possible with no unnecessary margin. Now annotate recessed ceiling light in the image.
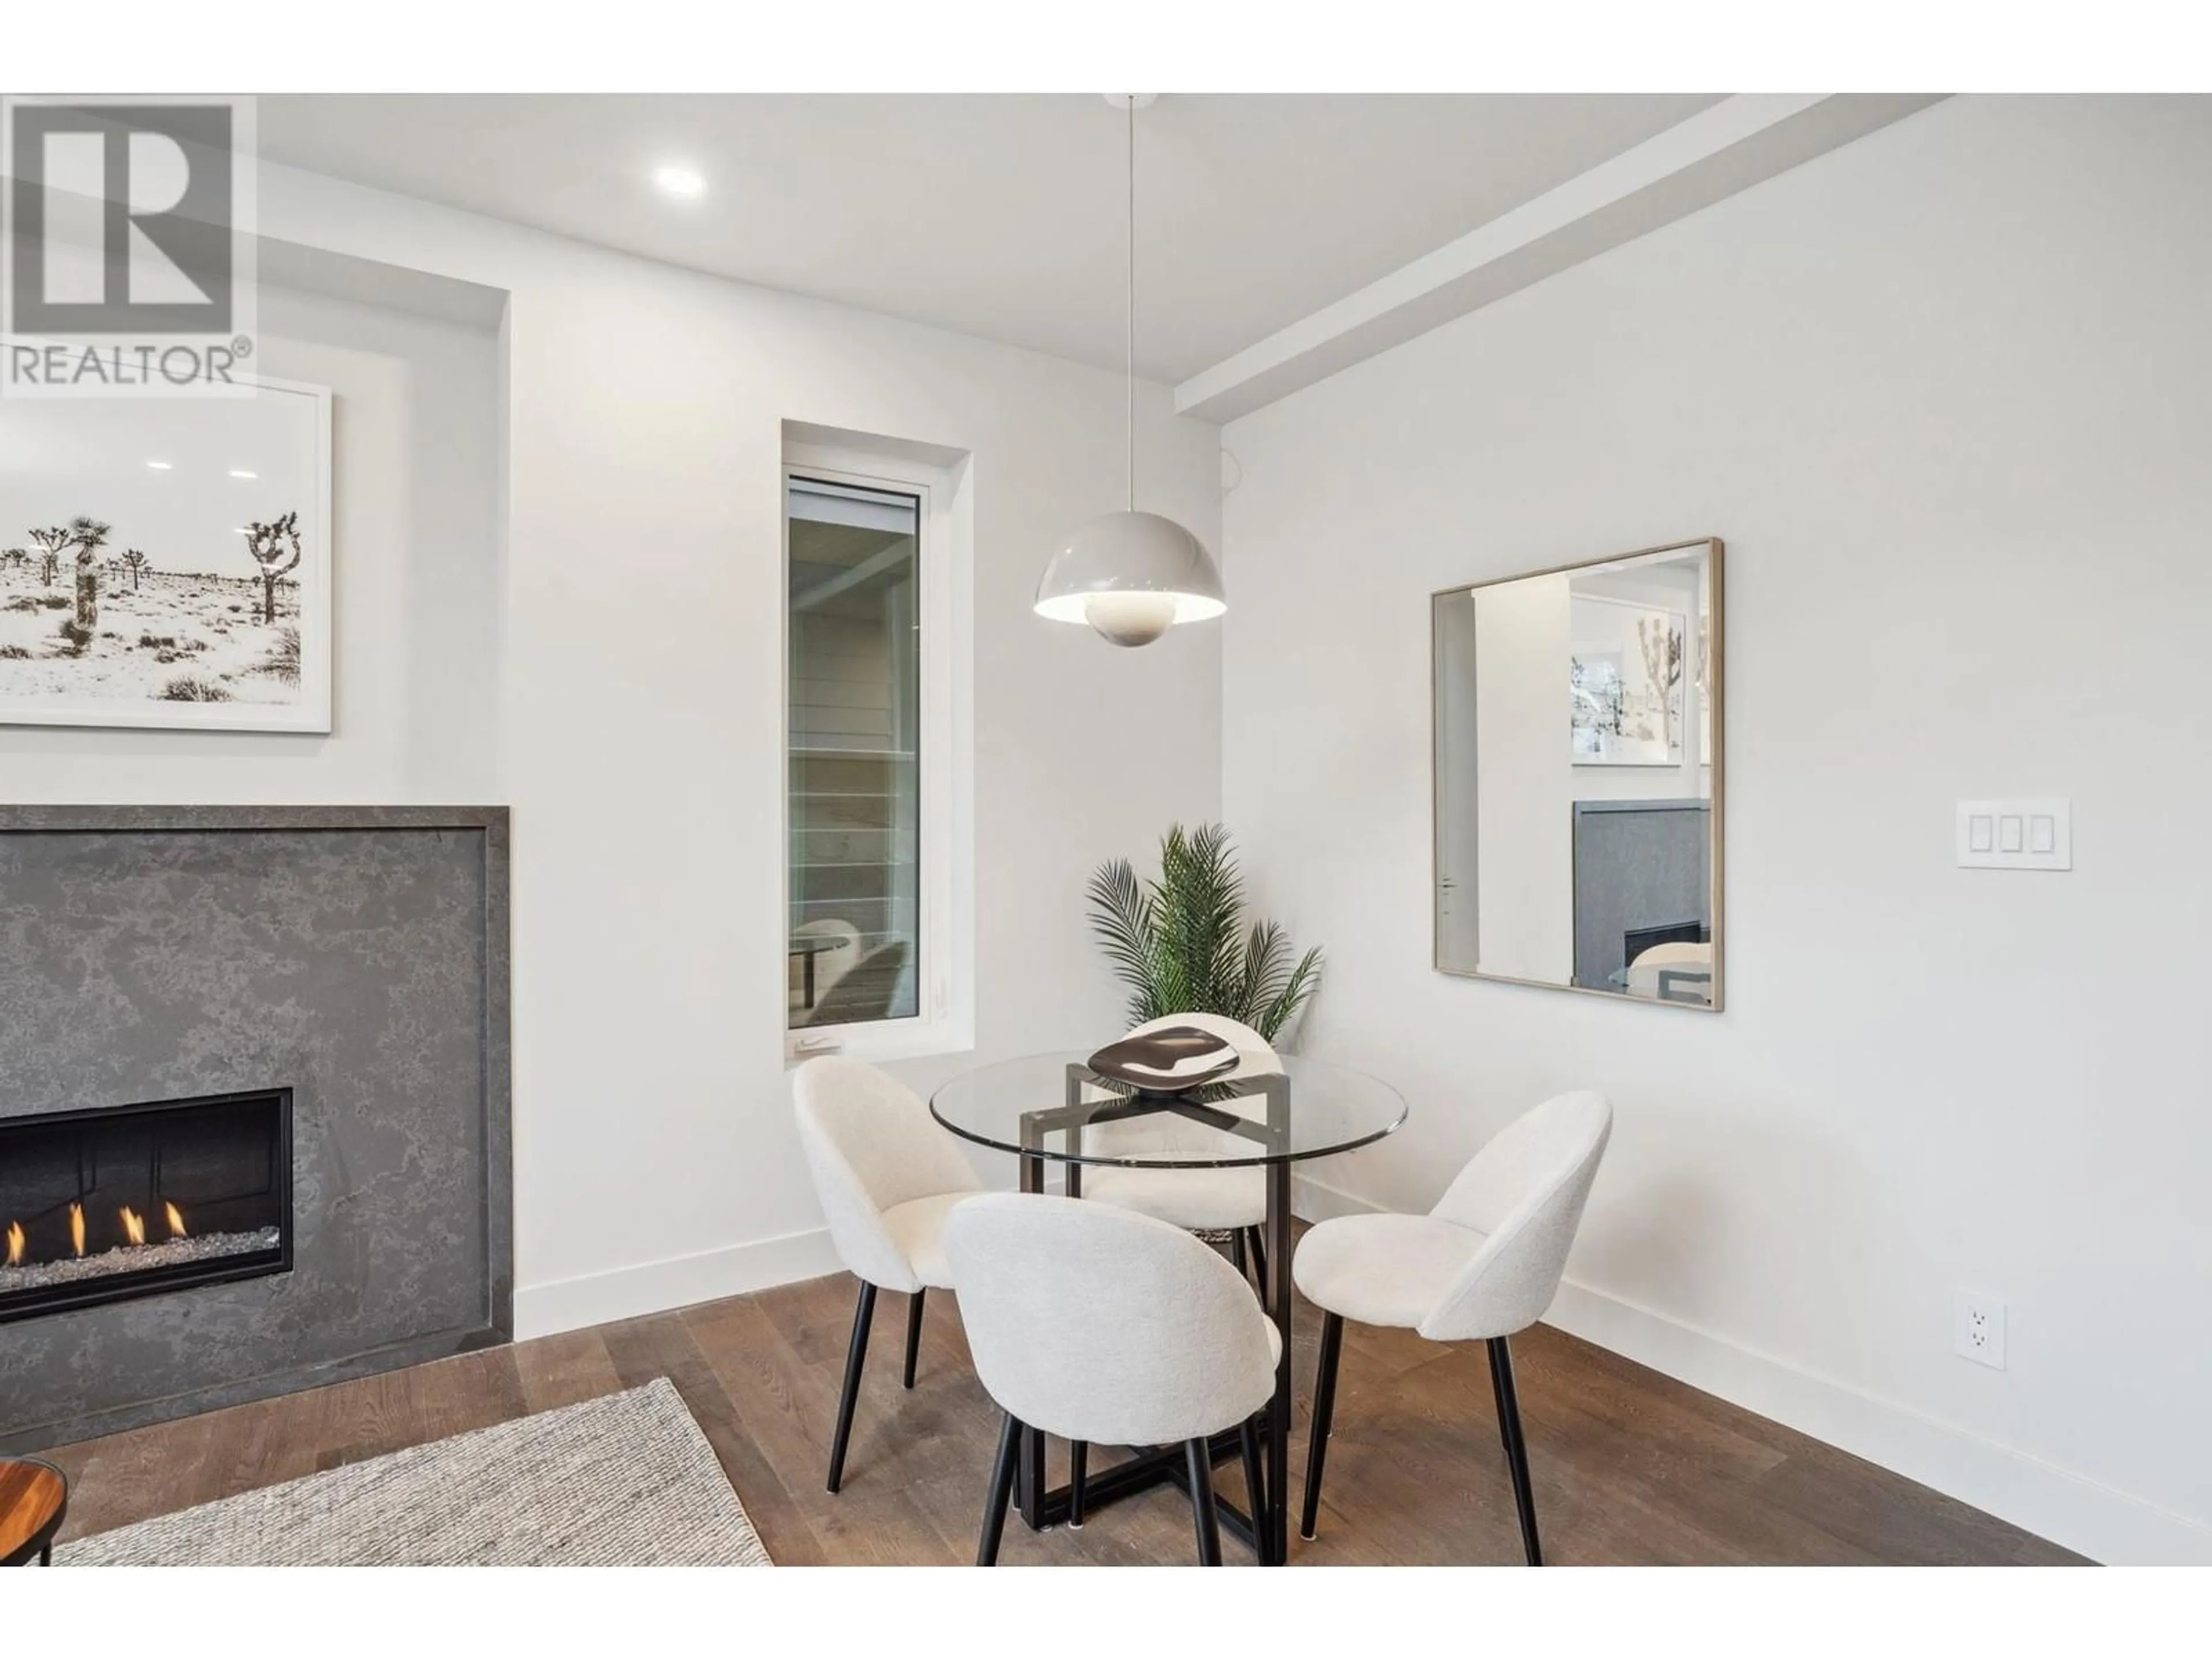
[146,460,172,471]
[229,468,258,480]
[653,164,706,199]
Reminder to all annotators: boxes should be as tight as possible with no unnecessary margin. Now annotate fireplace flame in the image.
[120,1206,147,1247]
[166,1202,187,1239]
[5,1221,21,1267]
[70,1202,85,1258]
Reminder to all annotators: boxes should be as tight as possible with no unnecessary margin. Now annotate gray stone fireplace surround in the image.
[0,805,510,1452]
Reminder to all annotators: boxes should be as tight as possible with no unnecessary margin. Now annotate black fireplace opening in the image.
[0,1089,293,1325]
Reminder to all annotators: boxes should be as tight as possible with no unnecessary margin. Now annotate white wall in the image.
[1221,96,2212,1563]
[237,165,1223,1331]
[0,281,503,800]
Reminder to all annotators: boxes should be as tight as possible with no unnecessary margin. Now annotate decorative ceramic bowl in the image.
[1086,1025,1241,1094]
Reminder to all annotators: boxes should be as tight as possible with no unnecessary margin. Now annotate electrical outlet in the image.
[1955,1290,2007,1370]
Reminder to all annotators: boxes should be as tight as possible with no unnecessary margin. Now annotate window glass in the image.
[787,478,921,1029]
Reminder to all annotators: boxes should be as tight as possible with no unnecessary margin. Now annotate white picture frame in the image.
[0,373,332,733]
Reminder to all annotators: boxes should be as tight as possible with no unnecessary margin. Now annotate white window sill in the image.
[785,1021,974,1069]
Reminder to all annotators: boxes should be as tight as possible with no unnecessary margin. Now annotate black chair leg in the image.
[1185,1438,1222,1565]
[1230,1230,1249,1275]
[826,1281,877,1493]
[978,1411,1022,1566]
[903,1289,926,1389]
[1301,1310,1344,1540]
[1246,1225,1267,1291]
[1069,1441,1088,1529]
[1239,1412,1267,1543]
[1488,1336,1542,1566]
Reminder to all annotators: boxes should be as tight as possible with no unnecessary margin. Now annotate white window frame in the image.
[782,438,972,1063]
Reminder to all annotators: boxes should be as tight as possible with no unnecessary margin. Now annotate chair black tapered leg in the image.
[1240,1412,1267,1532]
[1230,1230,1249,1275]
[1301,1310,1344,1540]
[1069,1441,1088,1529]
[826,1280,877,1493]
[1487,1336,1542,1566]
[1246,1225,1267,1294]
[1185,1438,1223,1565]
[903,1289,926,1389]
[978,1411,1022,1566]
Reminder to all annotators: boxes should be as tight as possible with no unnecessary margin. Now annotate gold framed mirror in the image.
[1432,537,1724,1010]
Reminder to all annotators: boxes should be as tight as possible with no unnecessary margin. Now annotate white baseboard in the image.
[513,1226,843,1340]
[1291,1171,1391,1224]
[1290,1173,2210,1566]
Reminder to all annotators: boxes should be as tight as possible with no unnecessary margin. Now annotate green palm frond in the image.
[1085,822,1323,1043]
[1156,822,1240,1013]
[1237,919,1293,1020]
[1259,946,1324,1045]
[1084,857,1162,1027]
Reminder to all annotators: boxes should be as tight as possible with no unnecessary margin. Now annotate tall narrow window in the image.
[787,475,923,1033]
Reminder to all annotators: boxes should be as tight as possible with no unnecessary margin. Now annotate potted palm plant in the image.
[1085,823,1322,1042]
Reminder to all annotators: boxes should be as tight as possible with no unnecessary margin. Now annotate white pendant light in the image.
[1035,94,1226,649]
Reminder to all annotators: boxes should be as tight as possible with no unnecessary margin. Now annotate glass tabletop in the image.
[929,1051,1407,1169]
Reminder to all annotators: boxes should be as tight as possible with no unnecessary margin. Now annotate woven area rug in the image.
[58,1378,772,1567]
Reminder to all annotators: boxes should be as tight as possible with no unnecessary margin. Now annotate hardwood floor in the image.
[39,1266,2085,1566]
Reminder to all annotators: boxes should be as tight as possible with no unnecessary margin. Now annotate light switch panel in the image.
[1957,799,2071,870]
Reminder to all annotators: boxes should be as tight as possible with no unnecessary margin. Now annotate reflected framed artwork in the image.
[1570,594,1685,767]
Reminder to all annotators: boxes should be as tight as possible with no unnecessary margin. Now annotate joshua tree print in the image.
[28,525,69,588]
[241,511,302,624]
[0,391,323,726]
[1637,614,1684,752]
[69,516,110,632]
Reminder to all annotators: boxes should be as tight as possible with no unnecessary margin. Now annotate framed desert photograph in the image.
[0,375,332,733]
[1569,590,1685,767]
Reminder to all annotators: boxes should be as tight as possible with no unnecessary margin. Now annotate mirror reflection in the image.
[1433,539,1722,1009]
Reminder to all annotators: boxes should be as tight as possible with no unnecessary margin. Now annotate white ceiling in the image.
[256,94,1721,385]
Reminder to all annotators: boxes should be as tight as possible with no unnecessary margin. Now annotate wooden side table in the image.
[1,1459,67,1567]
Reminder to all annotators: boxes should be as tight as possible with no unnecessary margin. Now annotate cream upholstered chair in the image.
[791,917,862,1011]
[792,1056,982,1493]
[945,1193,1279,1565]
[804,938,909,1028]
[1079,1012,1280,1283]
[1293,1090,1612,1564]
[1624,940,1713,1004]
[1065,1013,1281,1516]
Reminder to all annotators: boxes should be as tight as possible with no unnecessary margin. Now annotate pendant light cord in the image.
[1126,93,1135,514]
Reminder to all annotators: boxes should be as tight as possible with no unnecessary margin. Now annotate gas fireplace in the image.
[0,1089,293,1325]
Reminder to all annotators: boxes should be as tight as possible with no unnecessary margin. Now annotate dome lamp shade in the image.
[1039,96,1226,649]
[1033,510,1227,647]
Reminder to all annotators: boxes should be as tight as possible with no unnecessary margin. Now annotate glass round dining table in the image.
[930,1050,1407,1565]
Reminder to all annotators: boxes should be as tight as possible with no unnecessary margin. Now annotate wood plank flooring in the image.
[37,1264,2085,1566]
